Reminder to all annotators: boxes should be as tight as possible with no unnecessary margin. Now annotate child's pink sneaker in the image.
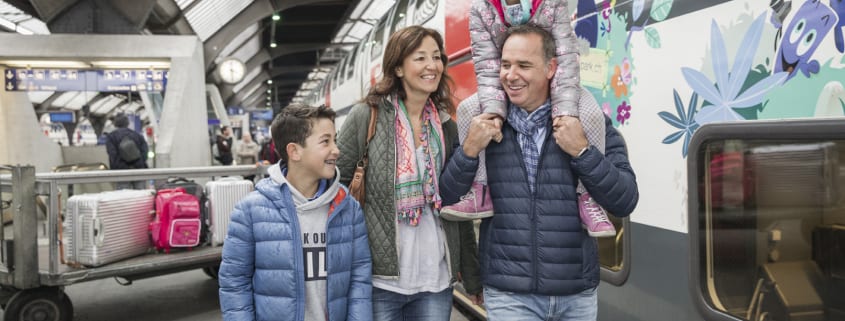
[578,193,616,237]
[440,183,494,221]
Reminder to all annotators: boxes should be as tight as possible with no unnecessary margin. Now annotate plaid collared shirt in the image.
[507,100,552,193]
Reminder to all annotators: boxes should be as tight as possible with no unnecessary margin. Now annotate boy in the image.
[219,104,373,321]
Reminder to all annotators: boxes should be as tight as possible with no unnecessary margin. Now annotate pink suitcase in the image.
[150,188,201,251]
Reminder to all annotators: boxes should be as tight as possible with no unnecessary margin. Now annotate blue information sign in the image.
[3,68,169,92]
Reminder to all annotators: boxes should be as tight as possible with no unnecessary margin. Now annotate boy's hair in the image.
[270,104,336,162]
[504,24,555,64]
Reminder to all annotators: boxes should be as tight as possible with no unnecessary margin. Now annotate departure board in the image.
[4,68,169,92]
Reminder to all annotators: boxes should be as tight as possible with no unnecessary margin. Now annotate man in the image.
[105,113,149,189]
[235,132,260,165]
[440,24,639,320]
[216,126,234,165]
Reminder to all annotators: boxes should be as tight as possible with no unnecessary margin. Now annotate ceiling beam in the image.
[227,72,271,106]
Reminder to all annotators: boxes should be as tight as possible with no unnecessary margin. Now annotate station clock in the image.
[217,58,246,84]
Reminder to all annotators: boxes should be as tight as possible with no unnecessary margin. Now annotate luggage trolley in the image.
[0,165,261,321]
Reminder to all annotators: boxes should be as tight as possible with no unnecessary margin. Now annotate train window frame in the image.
[390,0,411,35]
[337,56,348,86]
[687,119,845,321]
[413,0,437,25]
[346,44,358,80]
[369,18,389,61]
[331,69,338,90]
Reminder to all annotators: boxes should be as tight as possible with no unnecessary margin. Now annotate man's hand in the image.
[552,116,589,157]
[462,113,502,158]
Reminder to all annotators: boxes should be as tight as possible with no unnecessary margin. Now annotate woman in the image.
[337,26,481,320]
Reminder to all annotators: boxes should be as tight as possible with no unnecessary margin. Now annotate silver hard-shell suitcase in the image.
[205,177,253,246]
[64,189,155,267]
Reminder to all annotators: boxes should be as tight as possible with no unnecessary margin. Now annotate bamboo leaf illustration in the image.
[726,14,767,100]
[659,111,685,129]
[645,27,661,48]
[663,131,685,144]
[633,0,645,21]
[650,0,674,22]
[681,68,722,105]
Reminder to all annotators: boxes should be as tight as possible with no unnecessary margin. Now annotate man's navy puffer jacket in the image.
[440,115,638,296]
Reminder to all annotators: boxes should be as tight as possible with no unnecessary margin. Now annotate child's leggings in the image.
[457,88,606,195]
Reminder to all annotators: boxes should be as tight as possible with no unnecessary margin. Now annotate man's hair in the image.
[364,25,455,114]
[270,104,336,162]
[220,125,230,133]
[113,114,130,128]
[504,24,556,64]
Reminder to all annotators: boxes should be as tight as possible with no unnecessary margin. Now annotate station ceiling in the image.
[1,0,381,111]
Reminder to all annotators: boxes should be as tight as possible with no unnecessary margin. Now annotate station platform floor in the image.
[0,269,474,320]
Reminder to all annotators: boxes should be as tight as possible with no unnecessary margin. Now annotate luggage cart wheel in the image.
[3,287,73,321]
[202,265,220,279]
[0,285,18,309]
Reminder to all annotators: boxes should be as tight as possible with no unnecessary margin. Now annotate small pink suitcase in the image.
[150,188,201,252]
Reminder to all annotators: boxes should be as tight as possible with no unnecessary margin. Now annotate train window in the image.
[338,57,347,86]
[413,0,437,25]
[390,0,410,34]
[331,70,338,90]
[370,18,388,61]
[695,135,845,321]
[346,45,358,80]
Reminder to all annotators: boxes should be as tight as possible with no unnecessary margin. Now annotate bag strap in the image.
[359,105,378,167]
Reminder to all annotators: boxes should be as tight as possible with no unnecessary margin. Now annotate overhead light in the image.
[0,60,90,69]
[90,60,171,69]
[272,14,280,21]
[267,79,273,84]
[266,96,271,100]
[270,42,277,48]
[267,89,272,93]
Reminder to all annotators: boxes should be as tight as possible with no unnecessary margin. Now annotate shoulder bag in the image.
[349,105,377,205]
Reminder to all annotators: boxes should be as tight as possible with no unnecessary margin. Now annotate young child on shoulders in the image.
[219,104,373,321]
[440,0,616,238]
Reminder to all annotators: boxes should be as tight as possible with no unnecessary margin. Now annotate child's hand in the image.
[491,116,503,143]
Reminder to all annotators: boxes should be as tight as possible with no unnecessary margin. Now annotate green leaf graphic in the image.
[645,27,661,48]
[650,0,674,22]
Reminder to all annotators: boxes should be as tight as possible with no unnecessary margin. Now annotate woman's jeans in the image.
[372,287,453,321]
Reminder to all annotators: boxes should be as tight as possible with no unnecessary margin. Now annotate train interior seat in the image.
[760,260,825,321]
[812,225,845,319]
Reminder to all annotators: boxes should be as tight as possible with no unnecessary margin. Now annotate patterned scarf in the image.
[393,95,445,226]
[507,100,551,193]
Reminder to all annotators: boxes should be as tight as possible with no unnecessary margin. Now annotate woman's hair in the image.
[363,25,454,113]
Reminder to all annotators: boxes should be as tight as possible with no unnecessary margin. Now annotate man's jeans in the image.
[484,286,598,321]
[373,287,452,321]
